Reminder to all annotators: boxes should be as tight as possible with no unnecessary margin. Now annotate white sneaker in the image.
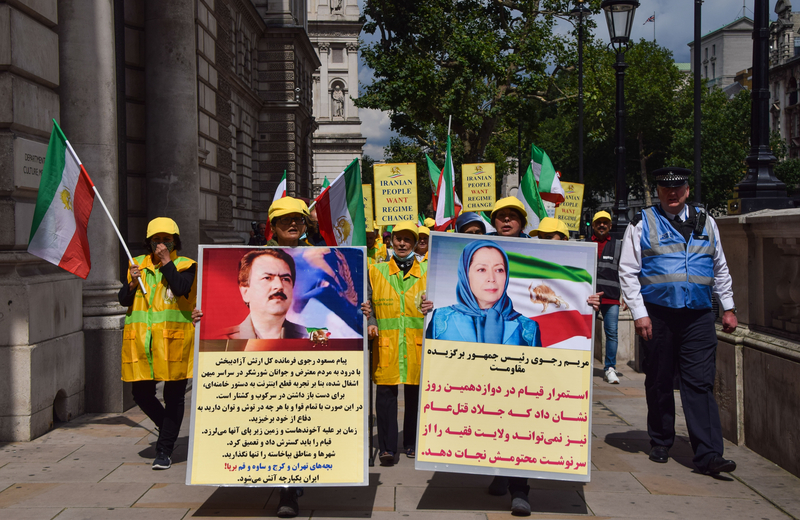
[604,367,620,384]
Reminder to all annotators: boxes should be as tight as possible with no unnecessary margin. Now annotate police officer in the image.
[619,167,738,475]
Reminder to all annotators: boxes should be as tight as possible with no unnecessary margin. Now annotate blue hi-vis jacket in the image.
[639,206,716,309]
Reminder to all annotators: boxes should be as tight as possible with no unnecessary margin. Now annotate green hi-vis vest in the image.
[369,258,428,385]
[121,252,197,382]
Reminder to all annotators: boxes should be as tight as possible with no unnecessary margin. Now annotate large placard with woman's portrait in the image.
[417,233,596,482]
[187,246,368,487]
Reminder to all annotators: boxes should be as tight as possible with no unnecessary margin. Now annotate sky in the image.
[356,0,769,160]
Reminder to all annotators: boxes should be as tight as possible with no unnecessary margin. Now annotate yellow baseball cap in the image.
[269,197,310,221]
[556,219,570,240]
[418,226,431,236]
[146,217,180,238]
[592,210,612,222]
[392,221,419,240]
[490,197,528,221]
[424,217,436,228]
[535,217,560,234]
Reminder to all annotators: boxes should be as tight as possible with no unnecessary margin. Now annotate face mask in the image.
[392,249,416,262]
[154,241,175,252]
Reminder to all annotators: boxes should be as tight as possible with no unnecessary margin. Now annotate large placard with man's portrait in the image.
[187,246,368,486]
[416,233,596,482]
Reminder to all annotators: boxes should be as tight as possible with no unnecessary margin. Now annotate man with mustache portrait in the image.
[219,249,307,339]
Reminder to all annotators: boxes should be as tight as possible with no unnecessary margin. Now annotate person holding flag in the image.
[367,222,432,466]
[266,198,313,248]
[118,218,197,471]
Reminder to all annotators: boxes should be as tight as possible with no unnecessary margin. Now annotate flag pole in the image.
[447,115,452,136]
[64,138,147,295]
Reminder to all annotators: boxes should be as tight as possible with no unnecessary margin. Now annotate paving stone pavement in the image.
[1,361,798,520]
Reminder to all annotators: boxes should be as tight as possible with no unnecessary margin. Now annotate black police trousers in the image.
[642,304,723,471]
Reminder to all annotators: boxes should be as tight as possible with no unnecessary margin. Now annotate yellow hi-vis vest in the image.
[121,252,197,382]
[369,257,428,385]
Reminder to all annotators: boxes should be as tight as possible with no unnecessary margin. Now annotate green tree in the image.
[536,39,683,207]
[358,0,582,163]
[667,85,751,214]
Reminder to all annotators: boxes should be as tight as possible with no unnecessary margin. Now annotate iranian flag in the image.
[425,153,441,210]
[434,136,462,230]
[506,251,593,349]
[28,120,96,279]
[515,162,548,235]
[273,170,287,205]
[316,158,366,246]
[530,144,565,205]
[321,176,330,190]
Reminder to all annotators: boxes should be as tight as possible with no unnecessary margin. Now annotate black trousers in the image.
[642,305,723,471]
[131,379,188,455]
[375,384,419,454]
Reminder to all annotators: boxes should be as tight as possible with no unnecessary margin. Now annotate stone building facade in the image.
[769,1,800,158]
[688,17,753,91]
[307,0,365,195]
[0,0,320,441]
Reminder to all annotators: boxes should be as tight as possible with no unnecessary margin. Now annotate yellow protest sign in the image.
[373,163,418,225]
[554,182,584,232]
[188,246,369,487]
[363,184,374,230]
[462,163,495,212]
[417,342,591,477]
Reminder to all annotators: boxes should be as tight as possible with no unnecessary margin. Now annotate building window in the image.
[705,48,708,60]
[712,44,716,56]
[712,63,715,78]
[704,65,708,78]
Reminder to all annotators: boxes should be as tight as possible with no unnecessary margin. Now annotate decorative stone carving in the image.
[346,42,358,53]
[331,0,343,13]
[318,42,330,53]
[332,84,345,117]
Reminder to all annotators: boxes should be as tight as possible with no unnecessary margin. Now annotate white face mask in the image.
[392,249,416,262]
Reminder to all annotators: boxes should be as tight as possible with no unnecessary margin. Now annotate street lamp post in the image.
[571,1,590,185]
[730,0,790,214]
[601,0,639,235]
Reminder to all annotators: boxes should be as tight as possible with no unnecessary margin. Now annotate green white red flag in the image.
[515,162,548,235]
[434,136,461,230]
[425,153,441,210]
[273,170,287,205]
[28,120,96,279]
[507,251,593,348]
[316,158,366,246]
[530,144,565,204]
[322,176,330,189]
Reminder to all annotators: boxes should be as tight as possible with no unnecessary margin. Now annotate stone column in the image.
[319,43,330,121]
[346,42,359,120]
[59,0,131,412]
[145,1,200,260]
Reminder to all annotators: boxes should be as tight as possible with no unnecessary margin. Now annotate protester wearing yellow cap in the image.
[266,197,312,247]
[119,217,197,472]
[588,209,622,384]
[488,197,530,238]
[424,217,436,229]
[415,226,430,262]
[535,217,568,240]
[367,222,388,266]
[367,220,432,466]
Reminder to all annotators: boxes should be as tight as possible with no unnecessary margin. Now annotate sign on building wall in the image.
[461,163,495,212]
[188,246,369,487]
[363,184,374,230]
[373,163,418,225]
[554,183,585,232]
[13,137,49,191]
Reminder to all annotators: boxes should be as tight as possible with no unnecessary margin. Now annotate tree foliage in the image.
[358,0,581,162]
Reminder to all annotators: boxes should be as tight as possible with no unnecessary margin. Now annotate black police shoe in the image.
[704,456,736,475]
[649,446,669,463]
